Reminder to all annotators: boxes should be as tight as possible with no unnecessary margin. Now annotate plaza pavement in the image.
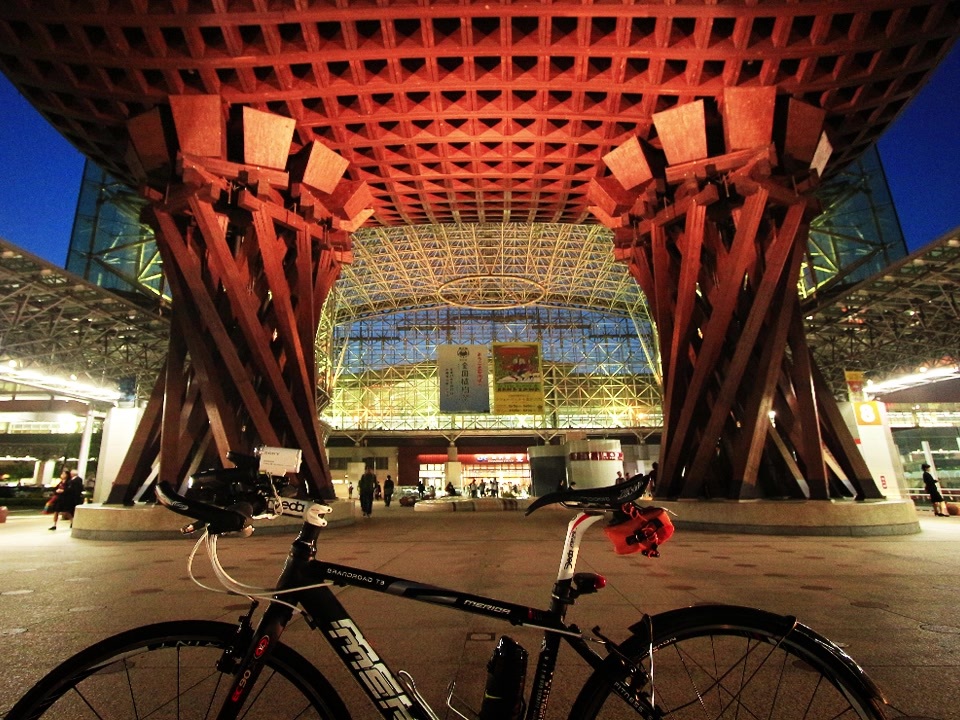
[0,500,958,719]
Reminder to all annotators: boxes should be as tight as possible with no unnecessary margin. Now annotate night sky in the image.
[1,43,958,267]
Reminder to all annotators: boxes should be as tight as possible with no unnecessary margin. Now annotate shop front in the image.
[414,452,531,498]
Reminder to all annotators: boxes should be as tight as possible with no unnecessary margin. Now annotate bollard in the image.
[0,506,8,523]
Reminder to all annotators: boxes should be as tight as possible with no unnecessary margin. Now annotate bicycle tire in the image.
[5,620,350,720]
[569,604,888,719]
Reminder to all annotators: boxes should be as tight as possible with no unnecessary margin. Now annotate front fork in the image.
[216,518,326,719]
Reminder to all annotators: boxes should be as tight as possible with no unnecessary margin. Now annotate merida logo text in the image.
[463,599,510,614]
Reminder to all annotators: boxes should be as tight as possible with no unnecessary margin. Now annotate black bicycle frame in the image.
[217,510,640,720]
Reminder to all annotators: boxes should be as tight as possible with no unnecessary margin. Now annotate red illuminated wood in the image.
[602,136,655,190]
[722,87,777,152]
[653,101,708,166]
[1,3,955,226]
[594,99,885,501]
[290,140,351,194]
[111,94,369,499]
[685,204,806,495]
[785,99,828,166]
[169,95,223,158]
[241,106,295,170]
[126,109,168,177]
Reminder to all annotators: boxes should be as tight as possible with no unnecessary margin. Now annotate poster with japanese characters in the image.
[438,344,490,413]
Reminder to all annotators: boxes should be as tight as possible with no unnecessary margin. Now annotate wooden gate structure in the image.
[107,96,371,502]
[0,3,956,503]
[588,89,881,499]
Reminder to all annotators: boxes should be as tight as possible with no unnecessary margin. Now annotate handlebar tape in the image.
[155,481,251,535]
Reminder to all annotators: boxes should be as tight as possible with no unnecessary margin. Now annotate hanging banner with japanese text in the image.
[438,345,490,413]
[492,342,545,415]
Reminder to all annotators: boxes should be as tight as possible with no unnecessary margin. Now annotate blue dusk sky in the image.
[0,43,958,267]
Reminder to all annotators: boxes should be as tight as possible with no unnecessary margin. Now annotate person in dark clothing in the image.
[383,474,395,507]
[922,463,948,517]
[358,465,377,518]
[417,479,425,499]
[48,469,84,531]
[645,462,659,497]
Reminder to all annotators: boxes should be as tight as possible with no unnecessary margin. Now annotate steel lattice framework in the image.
[338,223,651,320]
[800,145,906,298]
[320,305,661,435]
[0,236,169,395]
[806,227,960,390]
[7,225,960,416]
[318,223,661,434]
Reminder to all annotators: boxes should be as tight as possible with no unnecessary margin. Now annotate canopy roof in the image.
[0,1,957,226]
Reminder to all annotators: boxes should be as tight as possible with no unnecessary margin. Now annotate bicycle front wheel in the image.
[570,604,887,719]
[6,620,349,720]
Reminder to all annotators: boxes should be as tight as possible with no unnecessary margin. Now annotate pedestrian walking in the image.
[359,465,377,518]
[383,474,395,507]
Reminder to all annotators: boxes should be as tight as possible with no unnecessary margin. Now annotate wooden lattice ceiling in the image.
[0,1,957,228]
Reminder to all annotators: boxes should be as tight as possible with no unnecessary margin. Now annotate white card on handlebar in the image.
[259,446,302,476]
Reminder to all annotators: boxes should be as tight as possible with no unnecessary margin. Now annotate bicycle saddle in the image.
[525,473,650,515]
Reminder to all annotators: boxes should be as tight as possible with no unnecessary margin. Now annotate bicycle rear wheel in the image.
[6,620,349,720]
[570,604,887,719]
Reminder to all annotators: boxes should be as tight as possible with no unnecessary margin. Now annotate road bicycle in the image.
[6,449,889,719]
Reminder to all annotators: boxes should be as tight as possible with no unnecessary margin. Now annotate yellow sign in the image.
[845,370,866,400]
[854,401,883,426]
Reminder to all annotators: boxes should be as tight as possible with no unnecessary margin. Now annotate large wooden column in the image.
[108,96,371,502]
[589,89,882,501]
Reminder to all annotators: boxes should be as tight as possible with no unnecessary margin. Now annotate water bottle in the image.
[479,636,527,720]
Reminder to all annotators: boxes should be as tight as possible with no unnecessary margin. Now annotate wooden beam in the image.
[685,202,805,492]
[127,108,169,176]
[108,360,167,505]
[732,239,805,492]
[661,188,766,497]
[785,98,827,165]
[150,207,280,446]
[288,140,350,193]
[169,95,223,158]
[787,311,828,497]
[170,294,242,457]
[241,106,296,170]
[187,198,326,491]
[663,201,705,434]
[602,135,657,190]
[721,86,777,152]
[653,100,708,165]
[812,359,884,498]
[159,311,187,486]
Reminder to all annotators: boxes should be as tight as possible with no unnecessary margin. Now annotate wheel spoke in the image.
[569,606,886,720]
[8,622,344,720]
